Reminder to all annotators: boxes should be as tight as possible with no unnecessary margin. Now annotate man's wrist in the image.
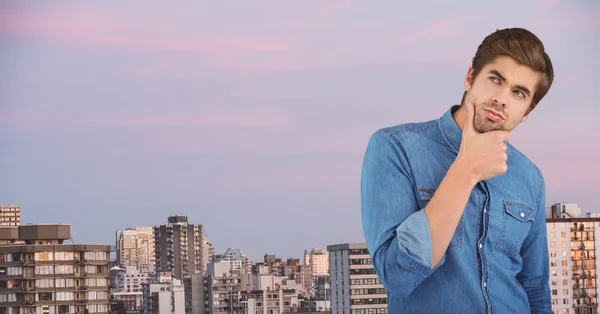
[449,158,479,190]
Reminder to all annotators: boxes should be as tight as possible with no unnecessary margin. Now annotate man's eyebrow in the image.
[488,69,532,98]
[489,70,506,82]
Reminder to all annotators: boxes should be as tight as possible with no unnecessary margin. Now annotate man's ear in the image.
[464,67,474,91]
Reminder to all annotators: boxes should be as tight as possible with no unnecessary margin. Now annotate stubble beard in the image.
[472,102,509,133]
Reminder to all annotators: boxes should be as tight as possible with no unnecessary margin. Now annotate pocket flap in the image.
[503,200,536,222]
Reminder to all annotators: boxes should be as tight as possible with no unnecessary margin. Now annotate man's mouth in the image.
[483,108,505,122]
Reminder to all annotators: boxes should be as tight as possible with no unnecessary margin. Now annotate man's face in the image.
[463,56,540,133]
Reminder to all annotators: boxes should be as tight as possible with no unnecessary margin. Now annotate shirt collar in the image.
[438,104,463,154]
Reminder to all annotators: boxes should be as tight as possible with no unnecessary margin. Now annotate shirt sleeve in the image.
[516,173,552,313]
[361,129,445,298]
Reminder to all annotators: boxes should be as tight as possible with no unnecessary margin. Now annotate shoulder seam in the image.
[380,121,437,139]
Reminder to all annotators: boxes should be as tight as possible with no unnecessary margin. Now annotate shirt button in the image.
[520,212,525,218]
[479,243,482,249]
[483,282,487,288]
[484,207,487,214]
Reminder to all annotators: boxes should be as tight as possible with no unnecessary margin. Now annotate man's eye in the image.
[514,90,525,98]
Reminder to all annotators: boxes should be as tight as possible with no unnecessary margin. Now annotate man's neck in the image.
[451,104,466,132]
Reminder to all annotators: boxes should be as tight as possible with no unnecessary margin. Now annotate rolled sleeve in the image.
[396,209,443,270]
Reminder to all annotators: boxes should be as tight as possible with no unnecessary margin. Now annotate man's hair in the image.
[463,27,554,112]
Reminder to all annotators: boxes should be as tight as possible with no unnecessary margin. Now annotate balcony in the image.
[20,286,36,292]
[21,260,35,266]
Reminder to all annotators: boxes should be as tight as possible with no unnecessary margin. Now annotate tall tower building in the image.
[304,248,329,276]
[0,204,21,227]
[327,243,386,314]
[153,216,214,280]
[115,227,155,273]
[547,202,600,313]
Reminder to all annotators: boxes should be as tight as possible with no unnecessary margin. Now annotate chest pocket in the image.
[495,200,536,257]
[417,186,463,250]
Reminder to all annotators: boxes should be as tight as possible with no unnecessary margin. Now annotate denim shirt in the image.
[361,105,552,314]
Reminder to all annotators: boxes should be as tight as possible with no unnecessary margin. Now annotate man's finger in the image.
[463,101,477,135]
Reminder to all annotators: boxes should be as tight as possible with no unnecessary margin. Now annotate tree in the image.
[115,300,127,314]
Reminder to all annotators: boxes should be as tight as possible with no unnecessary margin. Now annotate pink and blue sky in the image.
[0,1,598,259]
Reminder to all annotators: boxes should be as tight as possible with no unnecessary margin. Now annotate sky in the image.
[0,1,598,261]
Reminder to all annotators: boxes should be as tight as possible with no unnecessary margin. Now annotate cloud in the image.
[536,0,559,8]
[0,7,300,55]
[313,0,357,16]
[0,5,476,76]
[0,108,294,130]
[396,17,459,46]
[527,5,600,31]
[90,110,293,129]
[236,158,361,200]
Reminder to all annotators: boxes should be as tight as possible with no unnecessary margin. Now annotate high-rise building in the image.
[327,243,387,314]
[304,248,329,276]
[214,248,252,274]
[153,216,213,280]
[547,202,600,314]
[0,205,21,227]
[116,226,155,273]
[0,224,111,314]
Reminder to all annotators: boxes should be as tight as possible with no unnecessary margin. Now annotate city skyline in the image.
[1,1,598,259]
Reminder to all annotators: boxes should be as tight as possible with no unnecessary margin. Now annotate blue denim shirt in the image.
[361,105,552,313]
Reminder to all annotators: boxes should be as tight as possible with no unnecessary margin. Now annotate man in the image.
[360,28,554,313]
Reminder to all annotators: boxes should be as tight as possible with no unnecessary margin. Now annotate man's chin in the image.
[475,122,505,133]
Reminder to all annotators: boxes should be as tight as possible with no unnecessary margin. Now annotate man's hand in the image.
[456,101,511,183]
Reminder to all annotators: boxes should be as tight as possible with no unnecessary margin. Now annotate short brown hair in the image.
[463,28,554,112]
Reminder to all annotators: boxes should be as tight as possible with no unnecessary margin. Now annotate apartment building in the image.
[183,274,205,314]
[109,265,151,293]
[206,262,244,314]
[141,274,185,314]
[0,205,20,227]
[115,227,155,274]
[0,224,111,314]
[304,248,329,276]
[154,216,214,280]
[327,243,387,314]
[111,290,143,313]
[214,248,253,274]
[547,202,600,314]
[242,288,300,314]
